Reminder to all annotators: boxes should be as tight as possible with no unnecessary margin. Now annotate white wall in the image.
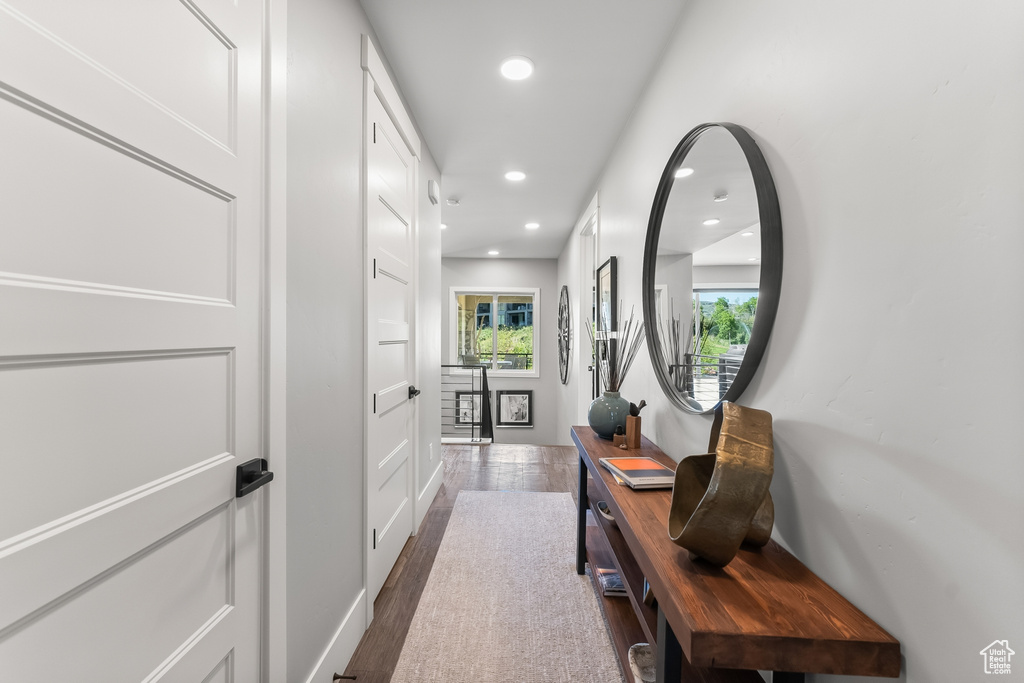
[692,264,758,288]
[417,155,444,512]
[287,2,440,679]
[441,258,560,445]
[555,220,584,444]
[558,1,1024,681]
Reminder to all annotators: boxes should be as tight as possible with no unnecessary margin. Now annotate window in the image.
[451,287,539,375]
[692,288,758,354]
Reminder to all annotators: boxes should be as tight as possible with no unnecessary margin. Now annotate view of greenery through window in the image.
[476,324,533,360]
[456,292,535,370]
[695,290,757,357]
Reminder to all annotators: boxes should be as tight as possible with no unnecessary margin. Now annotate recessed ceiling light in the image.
[447,197,460,206]
[713,193,729,202]
[702,218,720,226]
[749,257,759,261]
[505,171,526,181]
[488,250,500,256]
[525,222,540,230]
[440,223,447,230]
[500,56,534,80]
[675,167,694,178]
[741,231,754,237]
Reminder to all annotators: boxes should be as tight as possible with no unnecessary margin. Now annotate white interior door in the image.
[365,88,417,606]
[0,1,266,680]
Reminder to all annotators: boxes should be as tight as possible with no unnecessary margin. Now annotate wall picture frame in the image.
[596,256,618,392]
[495,390,533,427]
[454,390,487,426]
[596,256,617,336]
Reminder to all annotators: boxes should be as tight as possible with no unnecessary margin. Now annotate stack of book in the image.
[598,456,674,489]
[595,567,627,597]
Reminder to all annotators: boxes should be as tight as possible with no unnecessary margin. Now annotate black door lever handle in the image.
[236,458,274,497]
[409,385,422,399]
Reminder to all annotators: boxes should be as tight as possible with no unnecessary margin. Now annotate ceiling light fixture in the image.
[525,222,540,230]
[749,257,759,261]
[440,223,447,230]
[713,193,729,202]
[741,231,754,237]
[488,250,500,256]
[504,171,526,181]
[446,198,460,206]
[675,167,694,178]
[500,56,534,80]
[702,218,720,226]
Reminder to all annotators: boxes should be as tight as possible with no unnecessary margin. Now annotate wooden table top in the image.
[572,426,901,677]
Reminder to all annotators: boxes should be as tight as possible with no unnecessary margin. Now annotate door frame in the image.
[264,1,289,681]
[577,194,599,422]
[361,34,422,626]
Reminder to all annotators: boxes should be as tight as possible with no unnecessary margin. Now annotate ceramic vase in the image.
[588,391,630,440]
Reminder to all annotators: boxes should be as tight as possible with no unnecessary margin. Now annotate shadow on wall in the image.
[771,419,1020,682]
[741,136,813,387]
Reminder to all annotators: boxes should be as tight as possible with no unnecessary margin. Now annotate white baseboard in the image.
[302,588,366,683]
[414,460,444,530]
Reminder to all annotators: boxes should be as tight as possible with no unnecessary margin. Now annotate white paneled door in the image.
[0,1,267,681]
[365,88,416,605]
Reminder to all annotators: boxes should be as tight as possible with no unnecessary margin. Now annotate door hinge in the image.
[373,393,376,413]
[373,528,377,550]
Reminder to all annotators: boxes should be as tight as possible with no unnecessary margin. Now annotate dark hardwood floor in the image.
[342,443,580,682]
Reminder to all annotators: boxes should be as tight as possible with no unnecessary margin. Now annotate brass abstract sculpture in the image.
[667,402,774,566]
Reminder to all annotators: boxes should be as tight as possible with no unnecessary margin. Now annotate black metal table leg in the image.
[577,455,588,574]
[656,607,683,683]
[773,673,805,683]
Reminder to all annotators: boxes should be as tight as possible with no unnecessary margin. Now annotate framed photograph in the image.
[596,256,617,336]
[495,390,533,427]
[596,256,618,392]
[454,390,487,426]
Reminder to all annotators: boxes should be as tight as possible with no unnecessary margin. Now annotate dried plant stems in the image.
[657,297,710,391]
[614,305,647,391]
[586,303,646,393]
[661,298,684,390]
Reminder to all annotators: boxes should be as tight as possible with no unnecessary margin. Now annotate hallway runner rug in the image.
[390,491,625,683]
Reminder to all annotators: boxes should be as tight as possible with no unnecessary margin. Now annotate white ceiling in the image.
[359,0,687,259]
[658,126,762,266]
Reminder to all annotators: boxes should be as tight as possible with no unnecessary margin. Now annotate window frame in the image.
[692,285,759,351]
[449,286,541,378]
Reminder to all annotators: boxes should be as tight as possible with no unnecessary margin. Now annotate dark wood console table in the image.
[571,426,900,683]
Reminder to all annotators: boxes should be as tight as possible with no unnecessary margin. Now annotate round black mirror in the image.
[642,123,782,414]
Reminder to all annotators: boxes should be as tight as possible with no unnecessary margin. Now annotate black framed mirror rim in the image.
[642,121,783,414]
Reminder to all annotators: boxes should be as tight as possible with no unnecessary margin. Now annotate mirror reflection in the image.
[645,124,780,413]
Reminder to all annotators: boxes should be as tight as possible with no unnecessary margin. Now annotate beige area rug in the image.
[391,491,625,683]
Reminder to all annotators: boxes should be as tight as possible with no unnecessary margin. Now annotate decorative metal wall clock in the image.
[558,285,572,384]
